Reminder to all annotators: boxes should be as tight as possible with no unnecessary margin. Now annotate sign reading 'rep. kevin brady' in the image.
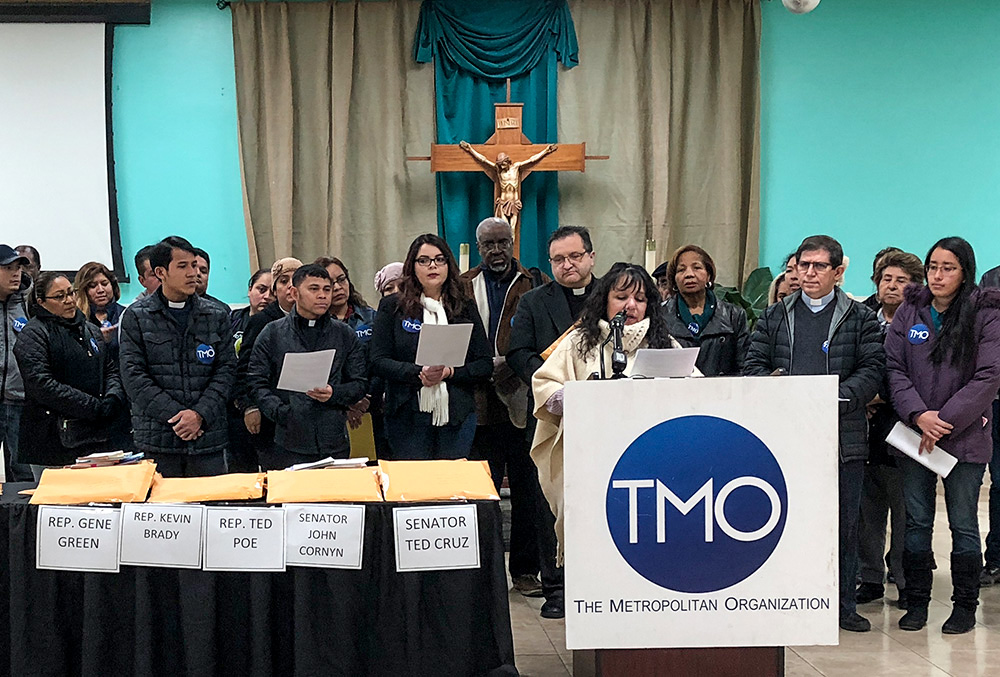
[563,376,839,649]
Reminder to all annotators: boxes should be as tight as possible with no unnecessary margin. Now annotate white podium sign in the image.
[563,376,839,649]
[284,504,365,569]
[119,503,204,569]
[36,506,121,573]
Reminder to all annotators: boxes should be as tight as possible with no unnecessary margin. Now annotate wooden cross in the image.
[408,81,607,257]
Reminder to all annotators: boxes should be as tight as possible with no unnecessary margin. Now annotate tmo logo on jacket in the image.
[606,416,787,593]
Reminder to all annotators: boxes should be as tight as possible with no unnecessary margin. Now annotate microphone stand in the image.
[593,312,628,380]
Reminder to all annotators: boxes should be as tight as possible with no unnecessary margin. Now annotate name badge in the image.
[37,506,121,573]
[908,324,930,345]
[196,343,216,364]
[393,505,480,572]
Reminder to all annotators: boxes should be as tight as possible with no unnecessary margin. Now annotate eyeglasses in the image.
[43,291,75,302]
[477,239,512,252]
[927,264,960,275]
[796,261,833,273]
[330,275,349,287]
[549,251,589,266]
[415,255,448,268]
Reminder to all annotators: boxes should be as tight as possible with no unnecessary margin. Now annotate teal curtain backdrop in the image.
[414,0,578,269]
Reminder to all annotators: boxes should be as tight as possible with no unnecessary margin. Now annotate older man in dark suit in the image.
[507,225,599,620]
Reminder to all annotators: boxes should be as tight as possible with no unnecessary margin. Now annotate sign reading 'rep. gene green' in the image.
[36,505,122,573]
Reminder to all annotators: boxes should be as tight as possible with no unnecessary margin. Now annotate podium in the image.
[561,376,840,675]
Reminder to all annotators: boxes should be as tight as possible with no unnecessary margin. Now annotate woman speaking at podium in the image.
[529,263,693,558]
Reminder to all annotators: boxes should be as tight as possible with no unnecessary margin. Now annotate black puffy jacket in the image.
[744,288,884,462]
[14,308,128,466]
[119,290,236,455]
[662,295,750,376]
[247,310,367,458]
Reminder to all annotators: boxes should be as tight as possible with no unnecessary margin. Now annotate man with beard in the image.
[462,217,550,598]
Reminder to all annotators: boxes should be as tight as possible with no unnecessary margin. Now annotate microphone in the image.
[610,309,627,379]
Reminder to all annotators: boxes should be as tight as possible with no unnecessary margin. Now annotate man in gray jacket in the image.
[745,234,884,633]
[0,244,32,482]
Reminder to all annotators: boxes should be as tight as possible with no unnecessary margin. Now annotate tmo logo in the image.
[908,323,930,345]
[606,415,787,593]
[196,344,216,365]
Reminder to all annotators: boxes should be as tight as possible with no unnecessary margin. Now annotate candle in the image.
[645,239,657,274]
[459,243,470,273]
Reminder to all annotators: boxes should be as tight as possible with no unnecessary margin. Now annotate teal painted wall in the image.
[112,0,249,304]
[760,0,1000,293]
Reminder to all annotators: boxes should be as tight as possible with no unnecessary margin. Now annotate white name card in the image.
[203,506,286,572]
[36,505,122,573]
[393,504,480,572]
[284,504,365,570]
[119,503,204,569]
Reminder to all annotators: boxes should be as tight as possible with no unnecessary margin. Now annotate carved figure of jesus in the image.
[459,141,557,234]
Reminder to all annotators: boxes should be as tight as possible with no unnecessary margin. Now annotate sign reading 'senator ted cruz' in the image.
[563,376,839,649]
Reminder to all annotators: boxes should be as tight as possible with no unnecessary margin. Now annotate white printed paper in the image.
[37,506,121,573]
[393,504,480,572]
[631,348,700,378]
[276,349,336,393]
[415,324,472,367]
[886,421,958,478]
[203,506,286,572]
[119,503,204,569]
[284,504,365,569]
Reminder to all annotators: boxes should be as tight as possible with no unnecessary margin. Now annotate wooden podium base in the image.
[573,647,784,677]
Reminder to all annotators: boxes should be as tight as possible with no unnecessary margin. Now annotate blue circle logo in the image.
[687,322,700,335]
[822,339,830,354]
[402,318,422,333]
[908,323,930,345]
[606,415,787,593]
[12,317,27,333]
[196,343,216,365]
[90,337,100,354]
[354,323,373,342]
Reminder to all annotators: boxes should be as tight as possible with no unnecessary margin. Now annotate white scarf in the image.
[419,294,450,426]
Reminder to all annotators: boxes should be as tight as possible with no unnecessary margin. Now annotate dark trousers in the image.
[258,444,349,471]
[524,420,563,601]
[839,460,865,618]
[471,419,540,578]
[1,401,31,482]
[384,409,477,460]
[857,463,907,590]
[226,406,260,474]
[984,401,1000,567]
[901,456,985,557]
[152,451,228,478]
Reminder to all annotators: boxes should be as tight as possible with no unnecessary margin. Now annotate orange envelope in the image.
[147,472,265,503]
[29,460,157,505]
[378,460,500,502]
[265,468,384,503]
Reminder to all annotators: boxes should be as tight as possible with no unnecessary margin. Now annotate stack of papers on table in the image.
[378,460,499,502]
[284,457,368,471]
[29,460,157,505]
[147,472,265,503]
[266,467,384,503]
[69,450,145,468]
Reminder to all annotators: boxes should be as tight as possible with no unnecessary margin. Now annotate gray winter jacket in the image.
[1,279,29,403]
[744,288,885,462]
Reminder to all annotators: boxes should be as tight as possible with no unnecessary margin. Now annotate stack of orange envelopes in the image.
[378,460,499,502]
[146,472,265,503]
[29,460,157,505]
[265,467,384,503]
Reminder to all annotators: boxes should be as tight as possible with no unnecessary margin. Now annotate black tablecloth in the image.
[0,485,517,677]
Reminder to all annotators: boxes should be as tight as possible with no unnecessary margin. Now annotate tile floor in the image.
[509,483,1000,676]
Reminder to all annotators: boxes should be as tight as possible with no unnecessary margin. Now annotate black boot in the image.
[899,550,934,631]
[942,553,981,634]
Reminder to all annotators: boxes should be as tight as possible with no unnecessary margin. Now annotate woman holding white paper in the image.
[530,263,693,560]
[885,237,1000,634]
[370,234,492,460]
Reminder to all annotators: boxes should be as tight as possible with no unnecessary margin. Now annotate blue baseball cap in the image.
[0,245,29,267]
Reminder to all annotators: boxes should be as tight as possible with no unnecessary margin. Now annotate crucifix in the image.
[408,78,607,256]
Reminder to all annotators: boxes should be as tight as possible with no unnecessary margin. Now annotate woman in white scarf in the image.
[370,234,493,459]
[531,263,698,561]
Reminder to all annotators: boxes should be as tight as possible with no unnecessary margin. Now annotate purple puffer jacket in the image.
[885,284,1000,463]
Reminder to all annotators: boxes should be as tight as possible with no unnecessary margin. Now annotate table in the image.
[0,484,517,677]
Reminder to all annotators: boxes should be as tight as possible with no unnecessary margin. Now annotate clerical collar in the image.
[308,319,316,327]
[802,289,835,314]
[167,300,186,309]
